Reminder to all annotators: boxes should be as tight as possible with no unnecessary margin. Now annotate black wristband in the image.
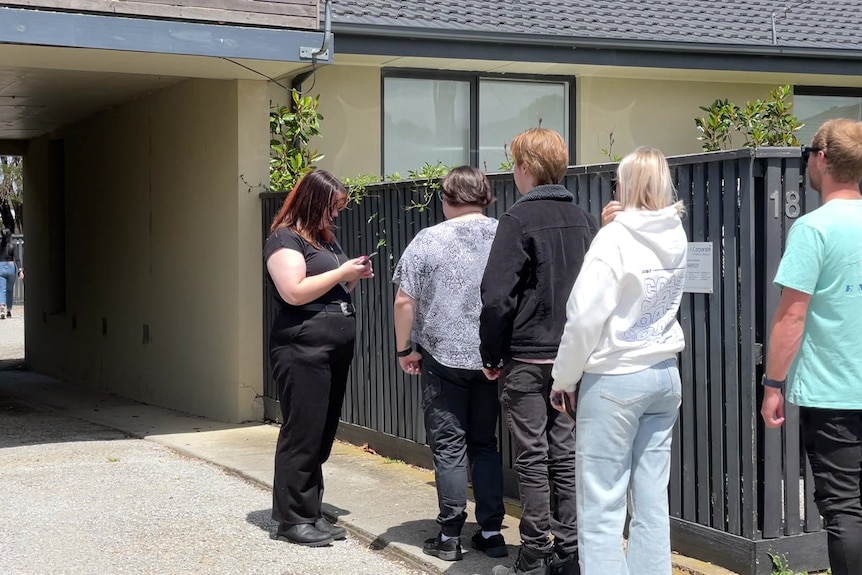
[762,375,785,391]
[396,346,413,358]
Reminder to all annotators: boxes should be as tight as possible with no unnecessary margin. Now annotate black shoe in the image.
[549,549,580,575]
[422,533,463,561]
[471,529,508,558]
[491,546,549,575]
[315,516,347,540]
[276,522,334,547]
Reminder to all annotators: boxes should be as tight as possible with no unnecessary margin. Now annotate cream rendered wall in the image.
[22,138,65,368]
[274,65,382,179]
[290,66,776,176]
[577,77,775,164]
[24,78,268,422]
[236,80,269,418]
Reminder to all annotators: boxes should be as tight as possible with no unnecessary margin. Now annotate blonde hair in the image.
[616,147,685,216]
[509,128,568,185]
[811,118,862,184]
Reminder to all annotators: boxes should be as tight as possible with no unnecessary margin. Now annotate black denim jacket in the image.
[479,185,598,368]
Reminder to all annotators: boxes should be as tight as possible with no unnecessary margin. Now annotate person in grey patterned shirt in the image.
[392,166,507,562]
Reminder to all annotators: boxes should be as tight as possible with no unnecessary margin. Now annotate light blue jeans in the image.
[576,358,681,575]
[0,261,16,310]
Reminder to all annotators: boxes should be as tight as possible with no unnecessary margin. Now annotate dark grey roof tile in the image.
[330,0,862,50]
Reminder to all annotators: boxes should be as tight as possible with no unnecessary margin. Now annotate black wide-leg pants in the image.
[270,308,356,525]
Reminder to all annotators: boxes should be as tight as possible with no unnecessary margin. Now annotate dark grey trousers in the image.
[500,360,578,556]
[801,407,862,575]
[421,351,506,537]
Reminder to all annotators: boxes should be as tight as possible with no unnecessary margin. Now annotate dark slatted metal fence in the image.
[261,148,829,575]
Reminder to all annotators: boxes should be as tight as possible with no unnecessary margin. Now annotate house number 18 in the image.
[770,189,801,219]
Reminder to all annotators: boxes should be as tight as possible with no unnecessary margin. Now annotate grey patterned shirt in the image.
[392,217,498,370]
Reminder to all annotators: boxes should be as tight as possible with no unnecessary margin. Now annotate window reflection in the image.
[479,80,568,171]
[382,75,570,175]
[795,95,862,145]
[383,78,470,176]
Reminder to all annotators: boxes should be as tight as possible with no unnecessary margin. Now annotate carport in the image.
[1,4,328,422]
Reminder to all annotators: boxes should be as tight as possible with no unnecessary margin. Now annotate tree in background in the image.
[0,156,23,233]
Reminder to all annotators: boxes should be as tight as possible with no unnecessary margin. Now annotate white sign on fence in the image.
[684,242,714,294]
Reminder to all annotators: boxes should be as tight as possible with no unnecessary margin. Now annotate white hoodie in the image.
[551,206,688,392]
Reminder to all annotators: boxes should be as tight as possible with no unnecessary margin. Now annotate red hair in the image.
[270,169,347,247]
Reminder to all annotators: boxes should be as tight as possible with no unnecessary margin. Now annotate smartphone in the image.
[360,251,378,263]
[561,393,576,422]
[551,393,576,422]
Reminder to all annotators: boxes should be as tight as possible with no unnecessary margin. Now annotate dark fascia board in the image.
[0,6,332,63]
[334,23,862,76]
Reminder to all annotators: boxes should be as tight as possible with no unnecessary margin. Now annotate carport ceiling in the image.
[0,44,310,140]
[0,66,181,139]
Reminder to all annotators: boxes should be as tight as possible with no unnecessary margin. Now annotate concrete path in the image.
[0,370,735,575]
[0,312,732,575]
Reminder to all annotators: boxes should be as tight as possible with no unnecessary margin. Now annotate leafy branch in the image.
[405,162,451,211]
[269,90,324,192]
[695,85,803,152]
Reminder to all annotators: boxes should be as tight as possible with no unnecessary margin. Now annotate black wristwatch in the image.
[761,374,785,391]
[396,345,414,358]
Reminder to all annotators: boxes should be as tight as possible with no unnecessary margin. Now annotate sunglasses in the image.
[801,146,823,163]
[436,188,445,202]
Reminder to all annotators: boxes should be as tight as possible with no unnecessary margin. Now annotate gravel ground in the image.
[0,401,428,575]
[0,314,428,575]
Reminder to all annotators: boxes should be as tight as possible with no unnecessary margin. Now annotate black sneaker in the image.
[491,546,549,575]
[549,549,580,575]
[471,529,508,558]
[422,533,463,561]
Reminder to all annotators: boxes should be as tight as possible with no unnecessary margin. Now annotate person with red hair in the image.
[264,169,373,547]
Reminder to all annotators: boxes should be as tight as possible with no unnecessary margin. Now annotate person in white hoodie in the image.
[550,147,687,575]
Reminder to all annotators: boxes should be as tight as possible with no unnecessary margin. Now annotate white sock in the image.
[440,534,458,542]
[481,530,501,539]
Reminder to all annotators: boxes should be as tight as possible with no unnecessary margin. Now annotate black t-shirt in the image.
[263,228,351,310]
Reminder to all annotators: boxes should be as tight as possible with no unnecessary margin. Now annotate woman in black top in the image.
[263,170,373,547]
[0,226,22,320]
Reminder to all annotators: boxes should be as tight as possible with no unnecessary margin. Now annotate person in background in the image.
[0,221,22,320]
[392,166,507,562]
[761,119,862,575]
[264,169,373,547]
[480,127,598,575]
[551,147,687,575]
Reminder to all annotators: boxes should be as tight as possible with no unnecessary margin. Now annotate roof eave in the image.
[332,22,862,75]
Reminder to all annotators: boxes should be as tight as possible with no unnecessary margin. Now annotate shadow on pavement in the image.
[0,392,128,449]
[245,508,279,539]
[0,370,261,441]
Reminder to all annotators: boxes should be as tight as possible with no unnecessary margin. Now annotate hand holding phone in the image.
[561,392,577,422]
[360,251,378,264]
[550,390,576,422]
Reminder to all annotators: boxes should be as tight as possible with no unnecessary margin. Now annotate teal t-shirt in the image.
[773,198,862,409]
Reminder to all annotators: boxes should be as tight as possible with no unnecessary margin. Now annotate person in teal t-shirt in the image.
[761,118,862,575]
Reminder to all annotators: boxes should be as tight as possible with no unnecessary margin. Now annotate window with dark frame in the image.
[382,70,573,177]
[794,87,862,146]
